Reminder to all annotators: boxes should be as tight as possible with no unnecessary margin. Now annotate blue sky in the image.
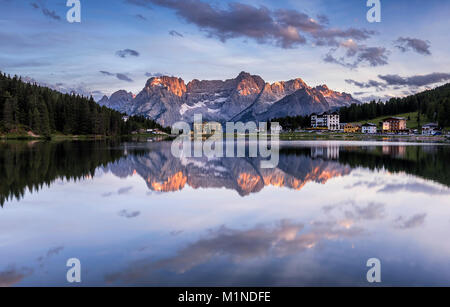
[0,0,449,101]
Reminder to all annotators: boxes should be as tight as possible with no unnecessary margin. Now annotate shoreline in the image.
[1,133,448,144]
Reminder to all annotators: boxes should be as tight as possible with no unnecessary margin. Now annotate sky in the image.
[0,0,449,101]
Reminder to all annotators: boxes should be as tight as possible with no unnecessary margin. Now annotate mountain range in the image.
[98,72,360,126]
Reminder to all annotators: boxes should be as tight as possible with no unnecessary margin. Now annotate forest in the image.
[270,83,450,131]
[0,72,170,137]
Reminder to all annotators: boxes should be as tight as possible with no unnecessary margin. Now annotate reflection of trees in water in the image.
[0,141,126,206]
[1,142,448,205]
[337,146,450,187]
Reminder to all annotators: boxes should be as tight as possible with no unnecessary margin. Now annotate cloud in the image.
[36,246,65,267]
[20,76,101,99]
[116,49,140,58]
[316,14,329,25]
[169,30,183,37]
[100,71,114,76]
[345,78,386,89]
[395,37,431,55]
[125,0,153,8]
[100,71,134,82]
[126,0,375,49]
[394,214,427,229]
[116,74,134,82]
[1,60,50,68]
[41,8,61,21]
[28,1,62,20]
[135,14,147,20]
[345,73,450,97]
[325,41,389,68]
[358,94,394,102]
[378,73,450,87]
[118,209,141,218]
[145,72,165,77]
[0,266,33,287]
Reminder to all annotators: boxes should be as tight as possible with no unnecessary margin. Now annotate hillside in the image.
[350,112,429,129]
[0,72,169,138]
[340,83,450,128]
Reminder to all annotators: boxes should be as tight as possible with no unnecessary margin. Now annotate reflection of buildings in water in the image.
[382,146,406,157]
[310,146,340,160]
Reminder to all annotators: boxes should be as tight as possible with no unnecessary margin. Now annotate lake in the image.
[0,140,449,286]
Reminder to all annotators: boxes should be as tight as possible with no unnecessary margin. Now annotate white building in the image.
[422,123,440,135]
[311,112,340,131]
[271,125,283,134]
[361,123,377,134]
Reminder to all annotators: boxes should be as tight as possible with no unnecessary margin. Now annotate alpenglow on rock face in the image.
[98,72,360,126]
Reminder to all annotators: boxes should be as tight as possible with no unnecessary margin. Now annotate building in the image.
[270,125,283,134]
[381,117,407,133]
[193,122,223,134]
[344,123,361,133]
[311,112,340,131]
[422,123,440,135]
[361,123,377,134]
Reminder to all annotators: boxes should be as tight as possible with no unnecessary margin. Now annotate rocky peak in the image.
[145,76,187,97]
[98,95,109,104]
[234,72,265,96]
[110,90,134,100]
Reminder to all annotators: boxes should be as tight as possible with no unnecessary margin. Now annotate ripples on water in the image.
[0,140,449,286]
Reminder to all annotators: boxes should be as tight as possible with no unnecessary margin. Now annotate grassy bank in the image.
[279,132,449,143]
[0,131,173,141]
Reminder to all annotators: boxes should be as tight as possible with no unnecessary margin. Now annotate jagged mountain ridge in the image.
[99,72,360,126]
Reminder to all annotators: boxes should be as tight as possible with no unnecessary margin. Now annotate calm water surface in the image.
[0,140,449,286]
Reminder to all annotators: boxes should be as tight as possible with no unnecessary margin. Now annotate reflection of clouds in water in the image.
[345,202,386,221]
[344,180,384,189]
[118,186,133,195]
[170,230,184,236]
[118,210,141,219]
[0,266,33,287]
[104,220,364,284]
[323,201,386,221]
[394,214,427,229]
[378,183,450,195]
[102,186,134,197]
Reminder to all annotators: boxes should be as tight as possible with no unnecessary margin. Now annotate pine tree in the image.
[31,107,41,134]
[37,100,51,137]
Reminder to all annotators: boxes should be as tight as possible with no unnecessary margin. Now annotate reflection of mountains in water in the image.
[1,141,449,205]
[104,145,351,196]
